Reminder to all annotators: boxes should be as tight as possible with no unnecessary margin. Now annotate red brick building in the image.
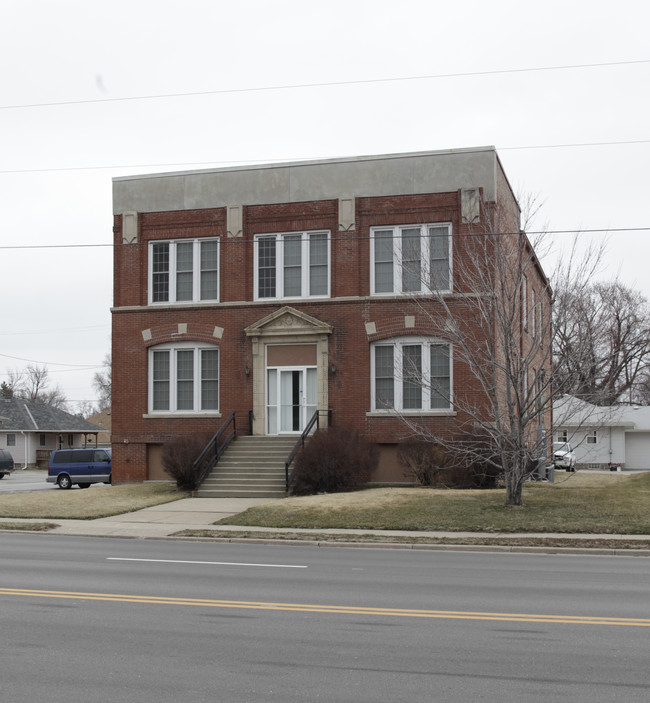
[111,147,551,484]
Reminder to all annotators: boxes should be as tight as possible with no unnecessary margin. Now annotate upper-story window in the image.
[149,238,219,304]
[254,231,330,300]
[148,343,219,414]
[371,337,452,412]
[370,224,451,295]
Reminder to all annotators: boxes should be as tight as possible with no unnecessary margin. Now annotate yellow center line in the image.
[1,587,648,627]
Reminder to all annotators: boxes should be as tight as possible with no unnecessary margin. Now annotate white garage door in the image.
[624,432,650,470]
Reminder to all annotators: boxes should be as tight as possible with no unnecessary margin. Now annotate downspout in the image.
[22,402,39,469]
[20,431,29,469]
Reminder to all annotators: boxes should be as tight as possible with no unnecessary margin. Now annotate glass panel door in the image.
[280,370,302,433]
[267,366,318,434]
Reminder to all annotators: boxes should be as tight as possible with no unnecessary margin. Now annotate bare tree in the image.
[92,353,112,410]
[74,399,98,419]
[393,201,553,506]
[553,279,650,405]
[5,364,68,409]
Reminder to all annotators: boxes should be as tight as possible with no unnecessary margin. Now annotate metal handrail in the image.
[192,411,237,490]
[284,409,331,492]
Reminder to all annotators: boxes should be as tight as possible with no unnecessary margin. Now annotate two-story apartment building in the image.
[111,147,551,484]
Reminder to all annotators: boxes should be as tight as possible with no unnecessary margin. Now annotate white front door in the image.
[267,367,317,434]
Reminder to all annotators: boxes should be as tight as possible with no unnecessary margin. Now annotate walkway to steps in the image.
[195,435,299,498]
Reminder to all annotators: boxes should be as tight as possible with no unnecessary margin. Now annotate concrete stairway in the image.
[194,435,298,498]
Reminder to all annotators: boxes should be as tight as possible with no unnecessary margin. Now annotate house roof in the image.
[0,397,102,434]
[554,395,646,431]
[85,408,112,443]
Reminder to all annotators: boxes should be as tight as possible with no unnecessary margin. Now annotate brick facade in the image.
[111,148,551,484]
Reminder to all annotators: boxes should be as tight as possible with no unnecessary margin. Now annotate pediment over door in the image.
[245,306,333,340]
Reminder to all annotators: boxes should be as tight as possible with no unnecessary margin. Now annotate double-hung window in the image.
[149,238,219,304]
[371,338,452,411]
[149,343,219,413]
[371,224,451,295]
[254,231,330,300]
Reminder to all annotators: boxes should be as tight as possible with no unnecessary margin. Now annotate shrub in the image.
[290,428,378,495]
[398,441,451,486]
[161,434,211,490]
[398,440,501,489]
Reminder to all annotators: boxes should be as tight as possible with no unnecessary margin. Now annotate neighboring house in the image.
[85,408,112,448]
[111,146,550,484]
[554,395,650,470]
[0,396,101,468]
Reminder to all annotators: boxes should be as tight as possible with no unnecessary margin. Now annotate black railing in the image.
[284,409,332,492]
[192,411,240,491]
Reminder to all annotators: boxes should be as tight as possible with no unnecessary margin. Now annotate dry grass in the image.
[219,471,650,534]
[0,483,185,520]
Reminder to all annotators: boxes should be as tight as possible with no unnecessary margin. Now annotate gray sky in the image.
[1,0,649,410]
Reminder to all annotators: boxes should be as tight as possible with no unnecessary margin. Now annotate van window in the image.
[72,450,94,463]
[53,451,72,463]
[94,450,110,462]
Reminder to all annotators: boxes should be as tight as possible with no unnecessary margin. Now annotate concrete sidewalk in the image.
[2,497,650,553]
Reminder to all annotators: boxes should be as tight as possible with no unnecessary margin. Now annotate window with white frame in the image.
[371,338,452,411]
[254,231,329,300]
[371,224,451,295]
[586,430,598,444]
[531,288,536,336]
[522,274,528,330]
[6,433,16,446]
[557,429,568,443]
[148,343,219,413]
[149,238,219,304]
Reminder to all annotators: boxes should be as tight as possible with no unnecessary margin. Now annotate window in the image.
[370,224,451,295]
[586,430,598,444]
[531,288,536,336]
[522,274,528,330]
[6,433,16,446]
[557,430,568,443]
[371,338,452,411]
[39,434,46,446]
[149,238,219,304]
[148,343,219,413]
[254,231,329,300]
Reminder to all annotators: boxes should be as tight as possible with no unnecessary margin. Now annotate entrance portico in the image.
[245,307,333,436]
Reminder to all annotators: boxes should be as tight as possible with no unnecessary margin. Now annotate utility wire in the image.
[1,226,650,252]
[2,139,649,176]
[1,59,649,111]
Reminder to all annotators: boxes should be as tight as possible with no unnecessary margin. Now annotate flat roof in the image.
[113,146,508,215]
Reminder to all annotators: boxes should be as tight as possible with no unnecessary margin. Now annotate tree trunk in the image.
[505,472,523,506]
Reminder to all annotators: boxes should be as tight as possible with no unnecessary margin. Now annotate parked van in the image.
[0,448,14,478]
[47,448,112,489]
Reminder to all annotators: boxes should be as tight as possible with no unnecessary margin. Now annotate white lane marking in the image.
[107,557,307,569]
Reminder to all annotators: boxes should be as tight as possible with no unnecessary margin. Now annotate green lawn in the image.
[218,472,650,534]
[0,483,184,520]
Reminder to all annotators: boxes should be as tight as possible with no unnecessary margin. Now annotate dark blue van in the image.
[47,448,112,489]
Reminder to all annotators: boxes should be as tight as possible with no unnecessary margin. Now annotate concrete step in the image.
[195,434,301,498]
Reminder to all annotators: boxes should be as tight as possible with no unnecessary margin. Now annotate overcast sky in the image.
[1,0,649,411]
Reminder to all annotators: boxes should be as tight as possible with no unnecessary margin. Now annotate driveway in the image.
[0,469,56,493]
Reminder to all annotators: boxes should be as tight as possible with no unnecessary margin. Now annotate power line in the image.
[2,138,649,177]
[0,352,100,369]
[2,59,649,111]
[1,226,650,252]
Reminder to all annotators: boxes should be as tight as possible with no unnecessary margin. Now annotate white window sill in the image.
[366,410,457,417]
[143,412,222,419]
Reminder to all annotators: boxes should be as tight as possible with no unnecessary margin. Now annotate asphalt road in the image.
[0,469,55,492]
[1,534,648,702]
